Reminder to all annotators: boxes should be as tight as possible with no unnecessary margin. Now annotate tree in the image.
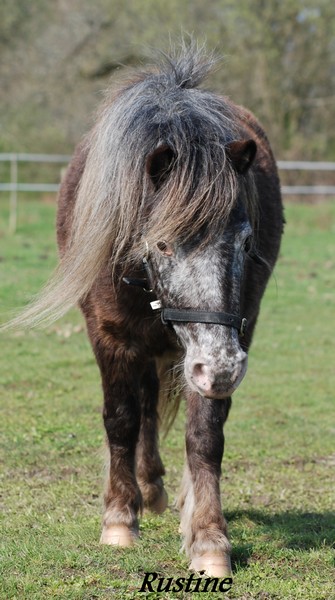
[0,0,334,158]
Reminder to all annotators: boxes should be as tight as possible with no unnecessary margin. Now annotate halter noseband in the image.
[122,251,247,337]
[161,308,247,337]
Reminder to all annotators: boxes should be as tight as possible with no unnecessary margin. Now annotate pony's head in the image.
[143,139,257,399]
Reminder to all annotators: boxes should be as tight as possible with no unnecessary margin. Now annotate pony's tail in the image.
[156,356,184,436]
[1,143,116,331]
[0,243,105,331]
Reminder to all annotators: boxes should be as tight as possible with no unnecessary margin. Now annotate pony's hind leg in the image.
[180,391,232,577]
[94,342,143,547]
[136,362,168,514]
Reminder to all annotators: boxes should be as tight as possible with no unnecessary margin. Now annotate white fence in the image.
[0,153,71,232]
[277,160,335,196]
[1,153,335,232]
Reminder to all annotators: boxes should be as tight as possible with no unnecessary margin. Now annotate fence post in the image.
[9,154,18,234]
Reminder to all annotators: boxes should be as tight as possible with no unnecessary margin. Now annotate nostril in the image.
[231,364,242,384]
[238,350,248,363]
[231,352,248,384]
[191,363,212,392]
[193,363,205,378]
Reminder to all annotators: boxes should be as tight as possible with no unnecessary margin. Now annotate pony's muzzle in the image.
[188,351,248,399]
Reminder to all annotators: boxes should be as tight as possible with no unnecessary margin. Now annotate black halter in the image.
[122,255,247,337]
[161,308,247,336]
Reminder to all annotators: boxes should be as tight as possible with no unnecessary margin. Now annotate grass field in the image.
[0,198,334,599]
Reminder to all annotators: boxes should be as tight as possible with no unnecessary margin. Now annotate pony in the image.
[6,44,284,577]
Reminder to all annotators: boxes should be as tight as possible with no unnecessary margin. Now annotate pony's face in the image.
[145,139,257,400]
[150,203,252,399]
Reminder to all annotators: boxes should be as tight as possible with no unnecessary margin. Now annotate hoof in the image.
[100,525,138,547]
[144,487,168,515]
[190,552,232,578]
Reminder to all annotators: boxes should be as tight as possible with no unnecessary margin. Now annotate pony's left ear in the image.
[146,144,175,190]
[226,139,257,174]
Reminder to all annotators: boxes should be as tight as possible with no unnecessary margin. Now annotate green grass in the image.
[0,198,334,599]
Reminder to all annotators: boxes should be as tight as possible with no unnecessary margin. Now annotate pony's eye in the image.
[157,241,167,252]
[156,241,173,256]
[243,235,253,254]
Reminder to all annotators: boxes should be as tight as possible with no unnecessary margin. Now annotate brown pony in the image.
[6,44,283,576]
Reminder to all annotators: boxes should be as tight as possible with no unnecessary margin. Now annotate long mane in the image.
[3,42,257,328]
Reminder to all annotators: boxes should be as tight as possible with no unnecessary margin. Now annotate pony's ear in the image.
[226,139,257,174]
[146,144,175,190]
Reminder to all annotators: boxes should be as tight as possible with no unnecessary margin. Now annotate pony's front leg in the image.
[98,349,143,547]
[136,362,168,514]
[179,390,232,577]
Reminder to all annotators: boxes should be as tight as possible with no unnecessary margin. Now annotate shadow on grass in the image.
[227,509,335,570]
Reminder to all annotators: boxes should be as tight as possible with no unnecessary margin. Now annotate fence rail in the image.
[281,185,335,195]
[0,153,72,163]
[277,160,335,171]
[0,153,71,232]
[0,183,60,192]
[1,153,335,232]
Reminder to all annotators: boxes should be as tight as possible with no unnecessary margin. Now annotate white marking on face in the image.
[153,218,252,398]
